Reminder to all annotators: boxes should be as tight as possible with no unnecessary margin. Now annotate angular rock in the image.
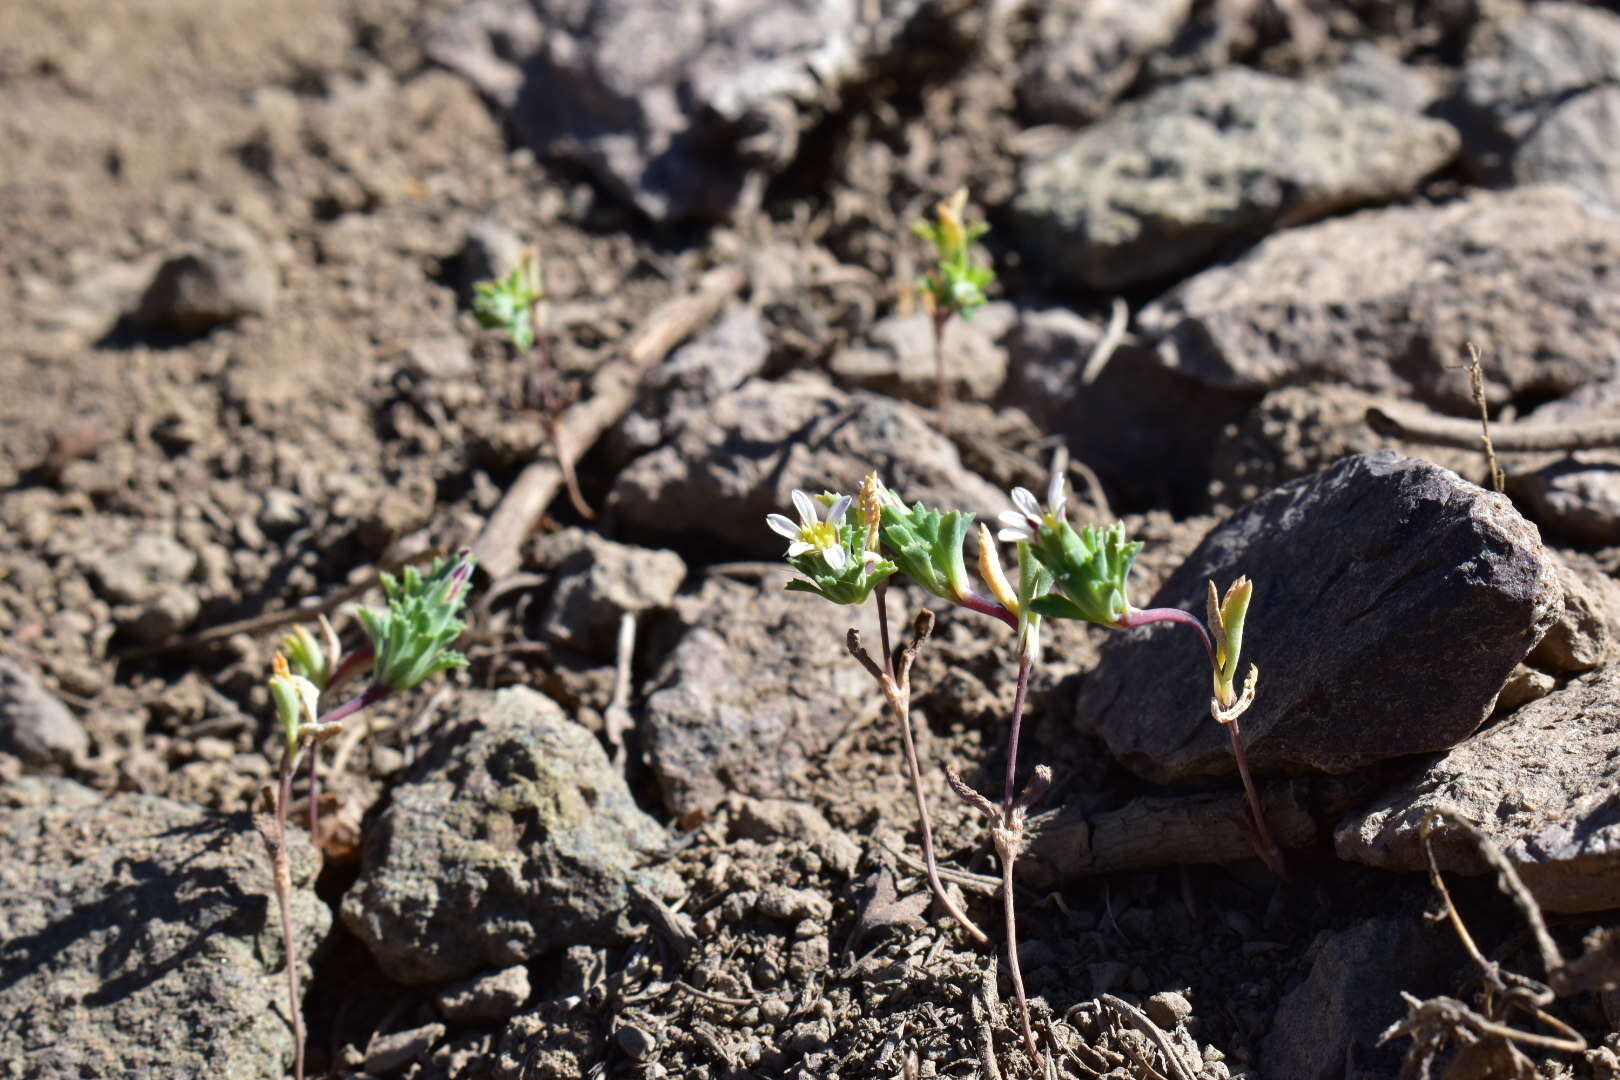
[1529,552,1619,674]
[436,965,531,1025]
[1010,66,1458,290]
[1455,2,1620,210]
[1262,916,1463,1080]
[828,305,1014,407]
[0,658,87,770]
[1141,186,1620,414]
[89,531,196,604]
[1017,0,1193,124]
[608,304,769,463]
[1078,452,1561,783]
[342,687,673,984]
[536,530,686,657]
[608,376,1005,553]
[1336,664,1620,913]
[0,788,327,1078]
[431,0,945,222]
[132,212,276,334]
[642,577,891,821]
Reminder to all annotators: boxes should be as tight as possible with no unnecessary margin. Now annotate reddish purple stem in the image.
[1001,649,1033,811]
[956,590,1018,631]
[1114,606,1215,667]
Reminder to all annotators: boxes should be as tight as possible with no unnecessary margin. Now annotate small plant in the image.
[474,248,594,520]
[256,552,475,1080]
[770,462,1273,1069]
[913,188,995,421]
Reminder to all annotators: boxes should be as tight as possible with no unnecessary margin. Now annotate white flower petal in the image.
[823,544,847,571]
[792,489,818,525]
[766,514,801,540]
[861,549,883,567]
[998,525,1033,543]
[787,541,814,557]
[826,494,852,526]
[997,510,1029,529]
[1047,470,1067,520]
[1011,487,1041,519]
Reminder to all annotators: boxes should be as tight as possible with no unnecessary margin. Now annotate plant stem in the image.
[327,643,373,694]
[304,683,388,839]
[957,590,1019,631]
[997,828,1040,1069]
[876,585,894,676]
[1116,606,1215,667]
[534,315,594,521]
[1001,650,1032,811]
[1225,716,1285,878]
[931,308,950,421]
[274,749,306,1080]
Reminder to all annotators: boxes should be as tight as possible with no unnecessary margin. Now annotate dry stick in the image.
[473,264,746,578]
[1098,995,1197,1080]
[1366,403,1620,452]
[1080,297,1129,386]
[1464,344,1505,493]
[847,610,990,946]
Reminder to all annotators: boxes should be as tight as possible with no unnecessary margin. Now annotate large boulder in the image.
[1336,663,1620,914]
[341,688,674,984]
[1078,452,1561,783]
[1010,66,1458,291]
[1140,186,1620,414]
[0,786,327,1079]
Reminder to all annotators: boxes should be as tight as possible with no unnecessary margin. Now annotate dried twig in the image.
[1080,298,1129,386]
[1098,995,1197,1080]
[1366,403,1620,452]
[1464,344,1505,493]
[473,264,745,578]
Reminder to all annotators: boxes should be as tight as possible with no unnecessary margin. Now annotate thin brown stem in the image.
[1001,650,1032,812]
[999,831,1041,1069]
[306,748,320,838]
[876,584,894,677]
[1224,717,1284,878]
[534,319,594,521]
[274,751,306,1080]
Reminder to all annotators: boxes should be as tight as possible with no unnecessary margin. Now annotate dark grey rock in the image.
[1261,916,1463,1080]
[642,577,893,821]
[1456,2,1620,209]
[0,658,87,770]
[132,213,276,334]
[1140,186,1620,414]
[1017,0,1193,124]
[341,687,674,984]
[1336,664,1620,913]
[1010,66,1458,290]
[608,375,1005,553]
[0,789,327,1078]
[436,965,531,1024]
[828,304,1015,406]
[537,531,686,657]
[431,0,946,222]
[363,1022,445,1075]
[1079,452,1561,783]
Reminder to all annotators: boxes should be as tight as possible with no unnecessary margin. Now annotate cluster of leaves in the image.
[914,188,995,322]
[472,251,543,351]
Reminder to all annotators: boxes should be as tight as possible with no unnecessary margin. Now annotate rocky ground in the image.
[3,0,1620,1077]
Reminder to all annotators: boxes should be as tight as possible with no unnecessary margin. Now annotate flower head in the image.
[997,468,1068,543]
[767,490,853,572]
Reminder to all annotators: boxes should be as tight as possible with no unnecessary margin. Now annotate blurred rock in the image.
[536,530,686,657]
[342,687,674,984]
[1513,459,1620,547]
[1496,664,1556,713]
[132,213,276,334]
[1336,664,1620,913]
[456,218,525,298]
[436,965,531,1025]
[89,530,201,641]
[1017,0,1193,124]
[1079,452,1560,783]
[1455,2,1620,210]
[1011,66,1457,290]
[609,304,769,463]
[1141,186,1620,414]
[431,0,956,222]
[1321,41,1441,112]
[0,789,326,1077]
[1262,915,1462,1080]
[608,375,1005,553]
[828,305,1014,406]
[0,658,87,770]
[642,577,893,822]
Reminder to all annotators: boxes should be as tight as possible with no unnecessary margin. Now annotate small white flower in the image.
[996,468,1068,543]
[767,489,852,571]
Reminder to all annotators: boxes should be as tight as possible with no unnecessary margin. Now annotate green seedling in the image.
[473,248,594,520]
[913,188,995,421]
[256,551,475,1080]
